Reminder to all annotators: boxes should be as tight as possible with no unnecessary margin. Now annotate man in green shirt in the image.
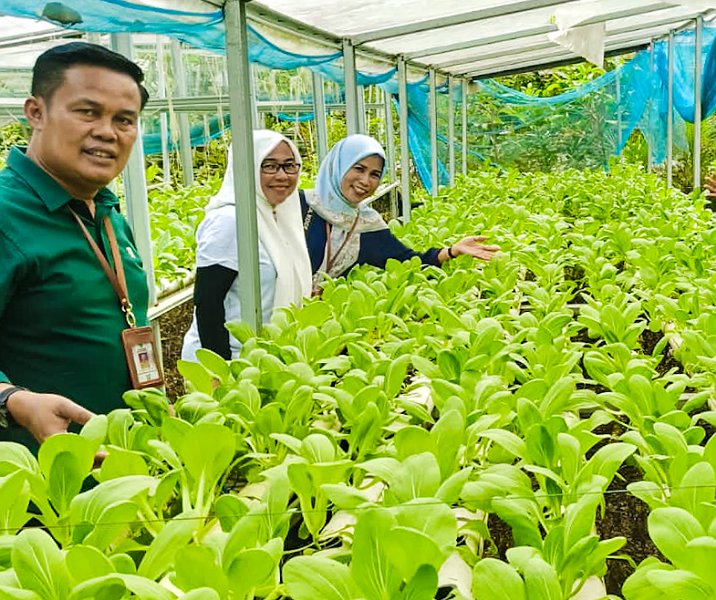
[0,42,151,450]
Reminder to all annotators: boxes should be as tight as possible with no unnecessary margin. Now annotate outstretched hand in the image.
[452,235,500,261]
[704,173,716,197]
[6,390,94,444]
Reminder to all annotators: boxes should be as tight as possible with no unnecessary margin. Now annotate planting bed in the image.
[2,164,716,599]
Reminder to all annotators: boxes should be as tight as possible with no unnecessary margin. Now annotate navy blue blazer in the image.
[299,190,441,276]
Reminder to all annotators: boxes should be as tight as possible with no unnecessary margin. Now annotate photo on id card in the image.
[121,326,164,388]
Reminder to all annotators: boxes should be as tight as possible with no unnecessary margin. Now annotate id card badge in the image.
[121,326,164,389]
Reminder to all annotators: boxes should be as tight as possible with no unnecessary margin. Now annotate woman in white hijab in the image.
[182,130,312,360]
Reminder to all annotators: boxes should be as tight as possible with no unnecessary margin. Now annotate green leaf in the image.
[79,415,108,452]
[177,359,215,395]
[113,574,174,600]
[137,510,201,580]
[683,537,716,591]
[78,501,140,551]
[394,499,457,551]
[321,483,375,510]
[301,433,338,463]
[174,545,228,597]
[401,564,439,600]
[432,409,465,480]
[436,467,472,504]
[196,348,231,382]
[646,569,714,599]
[384,355,411,398]
[385,526,445,581]
[506,548,562,600]
[472,558,526,600]
[97,449,148,481]
[351,508,402,600]
[214,495,249,533]
[38,435,95,516]
[224,548,276,598]
[563,491,601,552]
[648,507,704,567]
[671,462,715,527]
[225,321,257,345]
[65,545,114,585]
[179,588,221,600]
[390,453,442,502]
[480,429,527,458]
[0,471,30,533]
[176,423,235,508]
[68,575,126,600]
[394,427,434,461]
[12,529,71,600]
[283,556,360,600]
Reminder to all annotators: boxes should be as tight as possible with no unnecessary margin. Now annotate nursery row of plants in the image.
[2,164,716,599]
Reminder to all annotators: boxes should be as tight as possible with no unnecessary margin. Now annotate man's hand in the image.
[5,389,94,444]
[704,173,716,197]
[452,235,501,261]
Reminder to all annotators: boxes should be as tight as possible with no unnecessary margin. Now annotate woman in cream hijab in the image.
[182,130,312,360]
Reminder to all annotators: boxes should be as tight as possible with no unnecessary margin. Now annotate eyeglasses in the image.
[260,161,301,175]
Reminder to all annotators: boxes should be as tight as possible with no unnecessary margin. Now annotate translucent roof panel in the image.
[252,0,716,77]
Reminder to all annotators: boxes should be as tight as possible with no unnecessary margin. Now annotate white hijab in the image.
[205,130,312,310]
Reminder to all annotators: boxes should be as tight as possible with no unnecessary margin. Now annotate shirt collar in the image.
[7,146,119,212]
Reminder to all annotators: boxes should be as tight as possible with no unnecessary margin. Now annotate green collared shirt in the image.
[0,147,149,448]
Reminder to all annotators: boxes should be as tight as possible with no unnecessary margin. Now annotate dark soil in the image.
[486,513,514,560]
[157,299,194,400]
[638,328,683,376]
[597,465,664,595]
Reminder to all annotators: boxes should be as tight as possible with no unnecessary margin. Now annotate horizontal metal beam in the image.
[0,95,386,115]
[0,27,80,50]
[436,38,555,70]
[351,0,579,45]
[246,2,397,66]
[404,2,680,61]
[434,10,702,71]
[406,25,553,60]
[468,43,648,80]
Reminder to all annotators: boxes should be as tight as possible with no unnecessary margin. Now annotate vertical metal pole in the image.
[155,37,171,186]
[170,39,194,186]
[429,68,439,197]
[312,70,328,163]
[383,86,398,219]
[694,16,703,192]
[249,64,259,129]
[343,39,360,135]
[225,0,261,331]
[462,77,468,175]
[647,42,654,172]
[397,57,411,221]
[110,33,156,306]
[616,71,623,153]
[448,75,456,187]
[667,31,675,187]
[357,85,367,134]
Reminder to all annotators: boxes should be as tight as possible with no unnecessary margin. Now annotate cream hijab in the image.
[205,130,312,309]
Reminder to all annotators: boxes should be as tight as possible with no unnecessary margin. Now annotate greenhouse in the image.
[2,1,716,598]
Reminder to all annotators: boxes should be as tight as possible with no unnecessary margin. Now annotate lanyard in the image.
[325,215,359,274]
[68,206,137,328]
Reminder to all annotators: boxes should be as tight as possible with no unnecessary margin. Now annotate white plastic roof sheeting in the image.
[0,0,715,78]
[247,0,716,77]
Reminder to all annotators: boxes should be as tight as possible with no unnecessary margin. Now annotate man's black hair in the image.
[31,41,150,109]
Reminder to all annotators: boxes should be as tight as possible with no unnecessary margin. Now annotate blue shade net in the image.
[2,1,716,190]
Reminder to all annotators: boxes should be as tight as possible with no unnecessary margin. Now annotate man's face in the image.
[24,65,141,200]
